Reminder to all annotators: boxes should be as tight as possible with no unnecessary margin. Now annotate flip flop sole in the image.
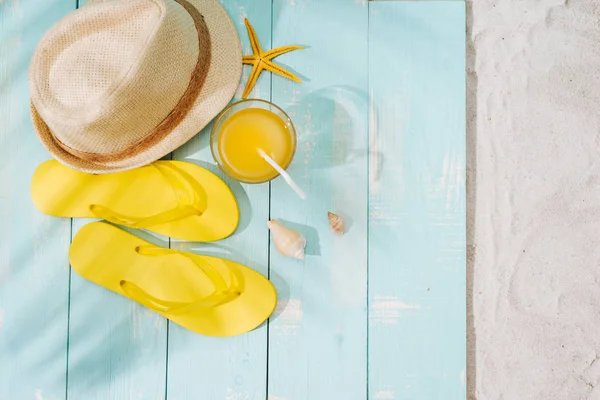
[70,222,277,337]
[31,160,239,241]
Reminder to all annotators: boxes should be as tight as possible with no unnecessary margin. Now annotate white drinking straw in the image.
[257,148,306,200]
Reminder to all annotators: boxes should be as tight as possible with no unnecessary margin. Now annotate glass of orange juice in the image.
[210,99,296,184]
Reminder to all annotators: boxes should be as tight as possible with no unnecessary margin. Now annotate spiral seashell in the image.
[267,220,306,260]
[328,212,345,235]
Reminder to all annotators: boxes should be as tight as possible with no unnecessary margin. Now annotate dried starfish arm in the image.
[244,18,262,55]
[263,60,302,83]
[242,55,258,64]
[242,61,265,98]
[263,45,304,61]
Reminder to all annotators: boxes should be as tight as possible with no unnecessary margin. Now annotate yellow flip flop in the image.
[31,160,238,241]
[70,222,277,337]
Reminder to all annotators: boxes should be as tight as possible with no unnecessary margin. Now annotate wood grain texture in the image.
[368,2,466,399]
[0,0,467,398]
[64,0,168,395]
[0,0,73,398]
[166,1,272,399]
[268,1,369,399]
[67,220,168,400]
[59,0,167,396]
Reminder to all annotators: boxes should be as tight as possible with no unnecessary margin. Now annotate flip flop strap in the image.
[119,246,245,316]
[90,162,207,229]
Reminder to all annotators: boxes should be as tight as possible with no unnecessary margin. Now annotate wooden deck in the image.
[0,0,465,399]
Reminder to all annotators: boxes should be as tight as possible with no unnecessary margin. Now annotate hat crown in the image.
[30,0,206,154]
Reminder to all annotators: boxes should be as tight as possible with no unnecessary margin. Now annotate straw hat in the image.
[29,0,242,173]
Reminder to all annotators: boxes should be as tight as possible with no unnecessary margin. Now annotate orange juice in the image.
[217,108,295,183]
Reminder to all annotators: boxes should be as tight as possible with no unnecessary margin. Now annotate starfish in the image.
[241,18,303,99]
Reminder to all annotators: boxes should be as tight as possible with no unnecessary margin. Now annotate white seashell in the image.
[328,212,345,235]
[267,220,306,260]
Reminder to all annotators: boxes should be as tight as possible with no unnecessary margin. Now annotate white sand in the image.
[468,0,600,398]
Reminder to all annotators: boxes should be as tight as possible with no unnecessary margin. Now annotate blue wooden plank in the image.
[0,0,74,398]
[166,1,272,399]
[368,2,466,399]
[65,0,168,395]
[61,0,168,395]
[268,0,369,399]
[67,220,168,399]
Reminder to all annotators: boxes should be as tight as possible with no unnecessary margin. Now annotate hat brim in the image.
[32,0,242,173]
